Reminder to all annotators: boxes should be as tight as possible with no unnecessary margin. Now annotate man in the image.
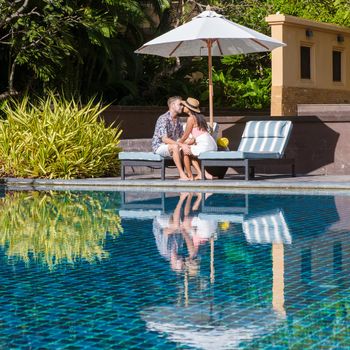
[152,96,189,180]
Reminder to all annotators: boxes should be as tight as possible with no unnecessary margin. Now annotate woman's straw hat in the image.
[181,97,201,113]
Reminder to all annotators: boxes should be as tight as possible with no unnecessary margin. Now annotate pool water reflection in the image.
[0,188,349,349]
[0,191,122,268]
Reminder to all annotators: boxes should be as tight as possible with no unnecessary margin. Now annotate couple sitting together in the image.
[152,96,217,180]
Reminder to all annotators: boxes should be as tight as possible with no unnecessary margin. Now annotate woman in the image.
[177,97,217,180]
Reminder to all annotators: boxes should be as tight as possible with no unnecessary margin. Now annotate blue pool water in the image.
[0,188,349,349]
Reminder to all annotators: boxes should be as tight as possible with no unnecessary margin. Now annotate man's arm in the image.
[162,134,191,154]
[161,135,177,145]
[156,117,176,145]
[158,117,190,153]
[178,143,191,155]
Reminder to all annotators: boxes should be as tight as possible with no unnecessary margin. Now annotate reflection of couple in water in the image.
[153,193,216,274]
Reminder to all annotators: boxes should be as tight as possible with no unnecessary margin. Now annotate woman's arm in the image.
[184,138,195,145]
[178,116,195,143]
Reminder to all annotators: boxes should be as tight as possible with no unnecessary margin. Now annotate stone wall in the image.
[272,86,350,116]
[218,114,350,176]
[266,15,350,117]
[107,105,350,176]
[103,105,268,139]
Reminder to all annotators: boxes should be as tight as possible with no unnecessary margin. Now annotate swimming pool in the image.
[0,188,349,349]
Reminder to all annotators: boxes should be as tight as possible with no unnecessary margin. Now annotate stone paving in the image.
[4,167,350,193]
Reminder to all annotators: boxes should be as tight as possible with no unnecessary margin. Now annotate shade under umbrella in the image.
[135,6,286,126]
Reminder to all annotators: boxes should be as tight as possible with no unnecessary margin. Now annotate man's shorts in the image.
[155,143,171,157]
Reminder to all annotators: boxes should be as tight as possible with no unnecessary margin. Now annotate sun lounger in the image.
[118,152,173,180]
[120,192,165,211]
[119,209,163,220]
[199,120,295,180]
[119,123,219,180]
[198,212,245,224]
[198,208,291,244]
[243,209,292,244]
[201,193,249,214]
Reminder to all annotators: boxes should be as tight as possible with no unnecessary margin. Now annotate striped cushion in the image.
[238,120,292,156]
[119,152,163,161]
[199,151,281,160]
[242,120,291,138]
[243,210,291,244]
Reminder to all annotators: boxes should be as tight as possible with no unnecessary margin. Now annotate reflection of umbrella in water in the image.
[141,301,284,350]
[135,6,285,126]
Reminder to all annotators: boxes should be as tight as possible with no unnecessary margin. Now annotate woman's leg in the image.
[204,170,214,180]
[191,158,202,180]
[192,158,214,180]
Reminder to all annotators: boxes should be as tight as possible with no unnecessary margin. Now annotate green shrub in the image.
[0,93,122,179]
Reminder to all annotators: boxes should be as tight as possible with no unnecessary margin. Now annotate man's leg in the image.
[183,154,193,180]
[168,144,189,180]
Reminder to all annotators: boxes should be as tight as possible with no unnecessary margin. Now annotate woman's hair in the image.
[194,113,208,131]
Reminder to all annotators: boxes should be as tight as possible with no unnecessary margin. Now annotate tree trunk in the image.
[8,59,17,94]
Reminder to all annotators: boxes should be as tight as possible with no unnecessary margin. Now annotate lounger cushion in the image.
[199,151,243,160]
[239,138,286,155]
[239,120,292,155]
[242,120,290,138]
[199,151,281,160]
[119,152,163,161]
[198,213,244,224]
[119,209,162,219]
[243,210,292,244]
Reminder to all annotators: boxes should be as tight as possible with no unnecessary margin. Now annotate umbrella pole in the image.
[272,243,286,318]
[207,40,214,129]
[210,237,215,284]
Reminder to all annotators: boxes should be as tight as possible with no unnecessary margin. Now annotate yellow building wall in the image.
[266,14,350,116]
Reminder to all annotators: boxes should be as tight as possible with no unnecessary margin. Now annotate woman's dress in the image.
[190,127,217,156]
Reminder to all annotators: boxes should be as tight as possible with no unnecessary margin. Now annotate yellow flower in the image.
[219,221,230,231]
[217,137,229,148]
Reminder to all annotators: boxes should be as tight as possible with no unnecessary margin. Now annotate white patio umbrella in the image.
[135,6,286,127]
[142,302,285,350]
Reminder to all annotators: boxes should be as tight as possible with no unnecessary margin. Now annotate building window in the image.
[300,46,311,79]
[333,50,342,82]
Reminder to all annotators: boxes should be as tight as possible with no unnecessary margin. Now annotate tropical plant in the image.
[0,191,123,269]
[0,93,122,179]
[1,0,349,107]
[0,0,83,99]
[0,0,170,101]
[212,54,272,109]
[135,0,274,108]
[271,0,350,26]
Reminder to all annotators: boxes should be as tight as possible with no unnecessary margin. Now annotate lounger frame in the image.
[200,157,295,180]
[120,158,175,180]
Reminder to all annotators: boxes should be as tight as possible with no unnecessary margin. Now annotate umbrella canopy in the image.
[135,6,286,126]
